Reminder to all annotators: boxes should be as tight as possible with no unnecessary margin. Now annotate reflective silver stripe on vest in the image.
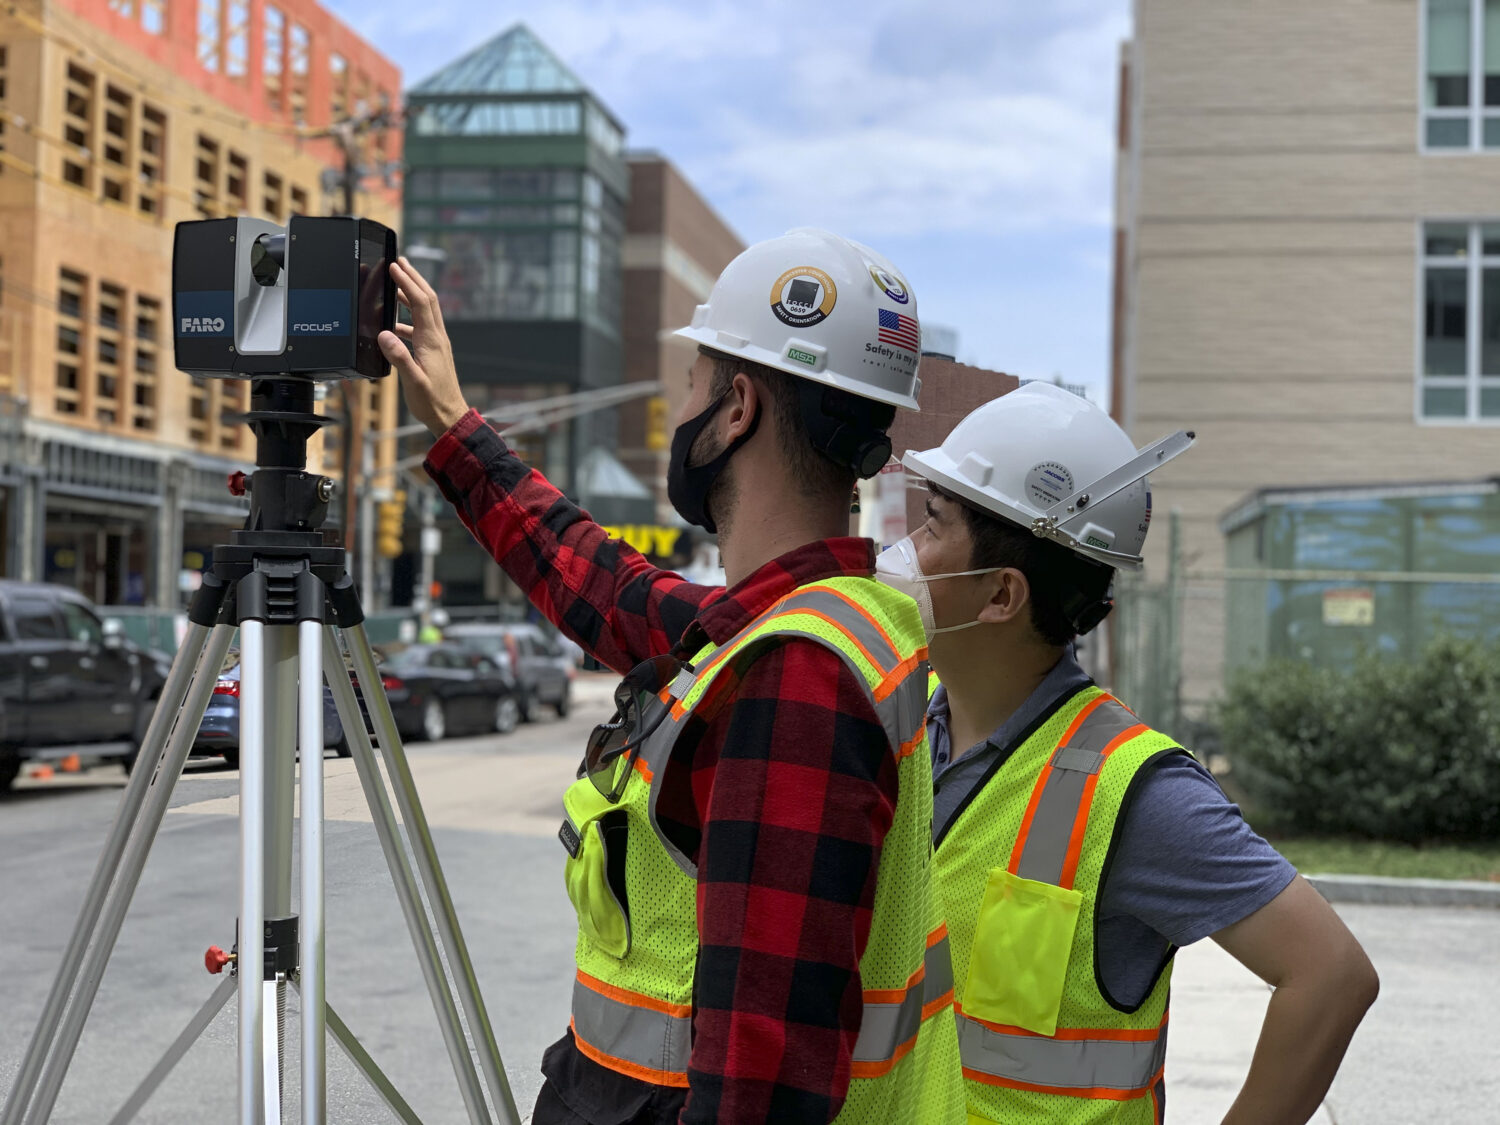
[572,974,691,1077]
[1013,699,1141,886]
[774,587,902,668]
[956,1015,1168,1093]
[852,932,956,1065]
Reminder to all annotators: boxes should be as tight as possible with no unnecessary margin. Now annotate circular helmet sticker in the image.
[1025,461,1075,509]
[770,266,837,328]
[869,265,909,305]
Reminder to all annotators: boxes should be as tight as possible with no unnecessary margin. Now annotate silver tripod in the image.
[1,378,522,1125]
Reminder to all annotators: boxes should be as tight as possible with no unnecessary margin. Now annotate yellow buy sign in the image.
[601,524,682,558]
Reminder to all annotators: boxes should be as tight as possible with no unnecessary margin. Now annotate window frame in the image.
[1416,218,1500,425]
[1420,0,1500,152]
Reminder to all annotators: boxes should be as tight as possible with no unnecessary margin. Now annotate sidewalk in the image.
[1166,901,1499,1123]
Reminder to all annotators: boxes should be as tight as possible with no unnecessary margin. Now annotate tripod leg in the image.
[343,623,521,1125]
[19,621,238,1125]
[105,977,236,1125]
[1,618,215,1125]
[298,619,326,1125]
[238,617,268,1125]
[324,1001,423,1125]
[321,629,492,1125]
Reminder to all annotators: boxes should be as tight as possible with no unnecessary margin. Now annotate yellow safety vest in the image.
[560,577,965,1121]
[934,685,1186,1125]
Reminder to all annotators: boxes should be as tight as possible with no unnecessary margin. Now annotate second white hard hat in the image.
[902,383,1195,571]
[674,228,923,410]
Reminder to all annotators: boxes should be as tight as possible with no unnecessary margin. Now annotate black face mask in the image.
[666,390,761,533]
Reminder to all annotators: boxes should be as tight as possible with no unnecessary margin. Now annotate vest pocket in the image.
[962,867,1081,1037]
[562,777,633,958]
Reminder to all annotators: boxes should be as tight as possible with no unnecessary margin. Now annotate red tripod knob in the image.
[227,471,248,497]
[204,946,234,975]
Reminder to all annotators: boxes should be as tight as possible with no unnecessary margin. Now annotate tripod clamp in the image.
[205,915,300,983]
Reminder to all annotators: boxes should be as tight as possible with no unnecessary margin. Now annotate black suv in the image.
[0,581,172,791]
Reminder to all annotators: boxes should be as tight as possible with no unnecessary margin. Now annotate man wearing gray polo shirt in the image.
[874,384,1378,1124]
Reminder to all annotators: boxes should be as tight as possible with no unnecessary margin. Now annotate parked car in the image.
[194,658,349,770]
[373,644,521,742]
[0,581,171,791]
[444,622,574,721]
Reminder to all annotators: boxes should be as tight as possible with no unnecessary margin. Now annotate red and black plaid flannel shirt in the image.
[427,410,901,1125]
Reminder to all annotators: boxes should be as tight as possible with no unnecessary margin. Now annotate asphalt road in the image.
[2,670,1496,1124]
[0,674,618,1124]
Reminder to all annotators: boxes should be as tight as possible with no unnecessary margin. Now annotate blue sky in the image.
[328,0,1131,404]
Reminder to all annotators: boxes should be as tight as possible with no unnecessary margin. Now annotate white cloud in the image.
[324,0,1130,391]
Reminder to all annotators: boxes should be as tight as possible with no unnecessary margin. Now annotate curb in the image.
[1307,873,1500,909]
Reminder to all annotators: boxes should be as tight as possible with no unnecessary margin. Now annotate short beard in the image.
[690,424,738,539]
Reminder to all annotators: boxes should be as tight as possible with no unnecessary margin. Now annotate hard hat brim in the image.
[902,447,1145,571]
[674,325,922,411]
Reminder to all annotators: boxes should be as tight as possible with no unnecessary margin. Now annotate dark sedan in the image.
[373,644,520,742]
[194,662,349,769]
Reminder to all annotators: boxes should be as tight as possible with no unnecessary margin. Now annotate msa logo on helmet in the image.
[787,347,819,367]
[292,321,341,334]
[180,316,226,333]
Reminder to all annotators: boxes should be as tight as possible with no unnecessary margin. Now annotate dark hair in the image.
[705,349,893,504]
[934,483,1114,647]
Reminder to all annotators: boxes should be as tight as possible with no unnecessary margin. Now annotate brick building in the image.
[620,151,744,519]
[0,0,400,605]
[1114,0,1500,711]
[883,357,1019,540]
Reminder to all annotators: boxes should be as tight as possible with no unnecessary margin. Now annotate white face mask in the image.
[874,535,1003,639]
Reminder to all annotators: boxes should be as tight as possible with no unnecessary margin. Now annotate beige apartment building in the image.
[1114,0,1500,712]
[0,0,400,606]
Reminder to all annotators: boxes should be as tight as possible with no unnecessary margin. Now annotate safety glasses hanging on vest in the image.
[579,654,691,801]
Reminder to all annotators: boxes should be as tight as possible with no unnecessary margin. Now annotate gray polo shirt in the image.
[929,650,1296,1007]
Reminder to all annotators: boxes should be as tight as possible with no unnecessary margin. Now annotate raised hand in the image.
[377,257,471,437]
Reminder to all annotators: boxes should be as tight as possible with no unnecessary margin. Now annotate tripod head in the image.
[240,377,336,535]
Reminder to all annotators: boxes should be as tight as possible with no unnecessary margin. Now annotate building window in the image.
[330,53,348,121]
[290,183,309,215]
[1423,0,1500,148]
[109,0,164,35]
[140,104,165,218]
[225,0,249,79]
[226,150,248,212]
[134,295,159,432]
[56,269,87,415]
[62,63,95,191]
[198,0,222,73]
[264,6,285,112]
[263,171,284,219]
[195,134,220,217]
[1420,221,1500,420]
[96,282,124,426]
[289,22,310,125]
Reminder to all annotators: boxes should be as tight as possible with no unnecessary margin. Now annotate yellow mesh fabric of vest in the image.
[935,687,1183,1125]
[660,575,964,1123]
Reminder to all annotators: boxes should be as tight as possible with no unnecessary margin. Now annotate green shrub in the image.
[1220,636,1500,842]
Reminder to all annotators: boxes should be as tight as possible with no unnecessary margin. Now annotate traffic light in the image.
[377,491,406,559]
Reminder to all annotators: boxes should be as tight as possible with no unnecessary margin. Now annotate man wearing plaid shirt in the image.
[377,231,964,1125]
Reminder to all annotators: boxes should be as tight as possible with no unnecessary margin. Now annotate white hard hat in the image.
[429,609,450,628]
[674,228,923,410]
[902,383,1195,571]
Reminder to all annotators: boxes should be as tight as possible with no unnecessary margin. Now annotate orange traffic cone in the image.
[60,754,82,773]
[32,765,55,780]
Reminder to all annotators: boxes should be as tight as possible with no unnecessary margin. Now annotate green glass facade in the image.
[1222,484,1500,677]
[403,26,628,501]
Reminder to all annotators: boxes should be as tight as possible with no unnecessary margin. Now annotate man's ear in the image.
[724,371,760,441]
[976,568,1031,626]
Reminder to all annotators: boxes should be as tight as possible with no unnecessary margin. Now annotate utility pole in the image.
[313,101,398,588]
